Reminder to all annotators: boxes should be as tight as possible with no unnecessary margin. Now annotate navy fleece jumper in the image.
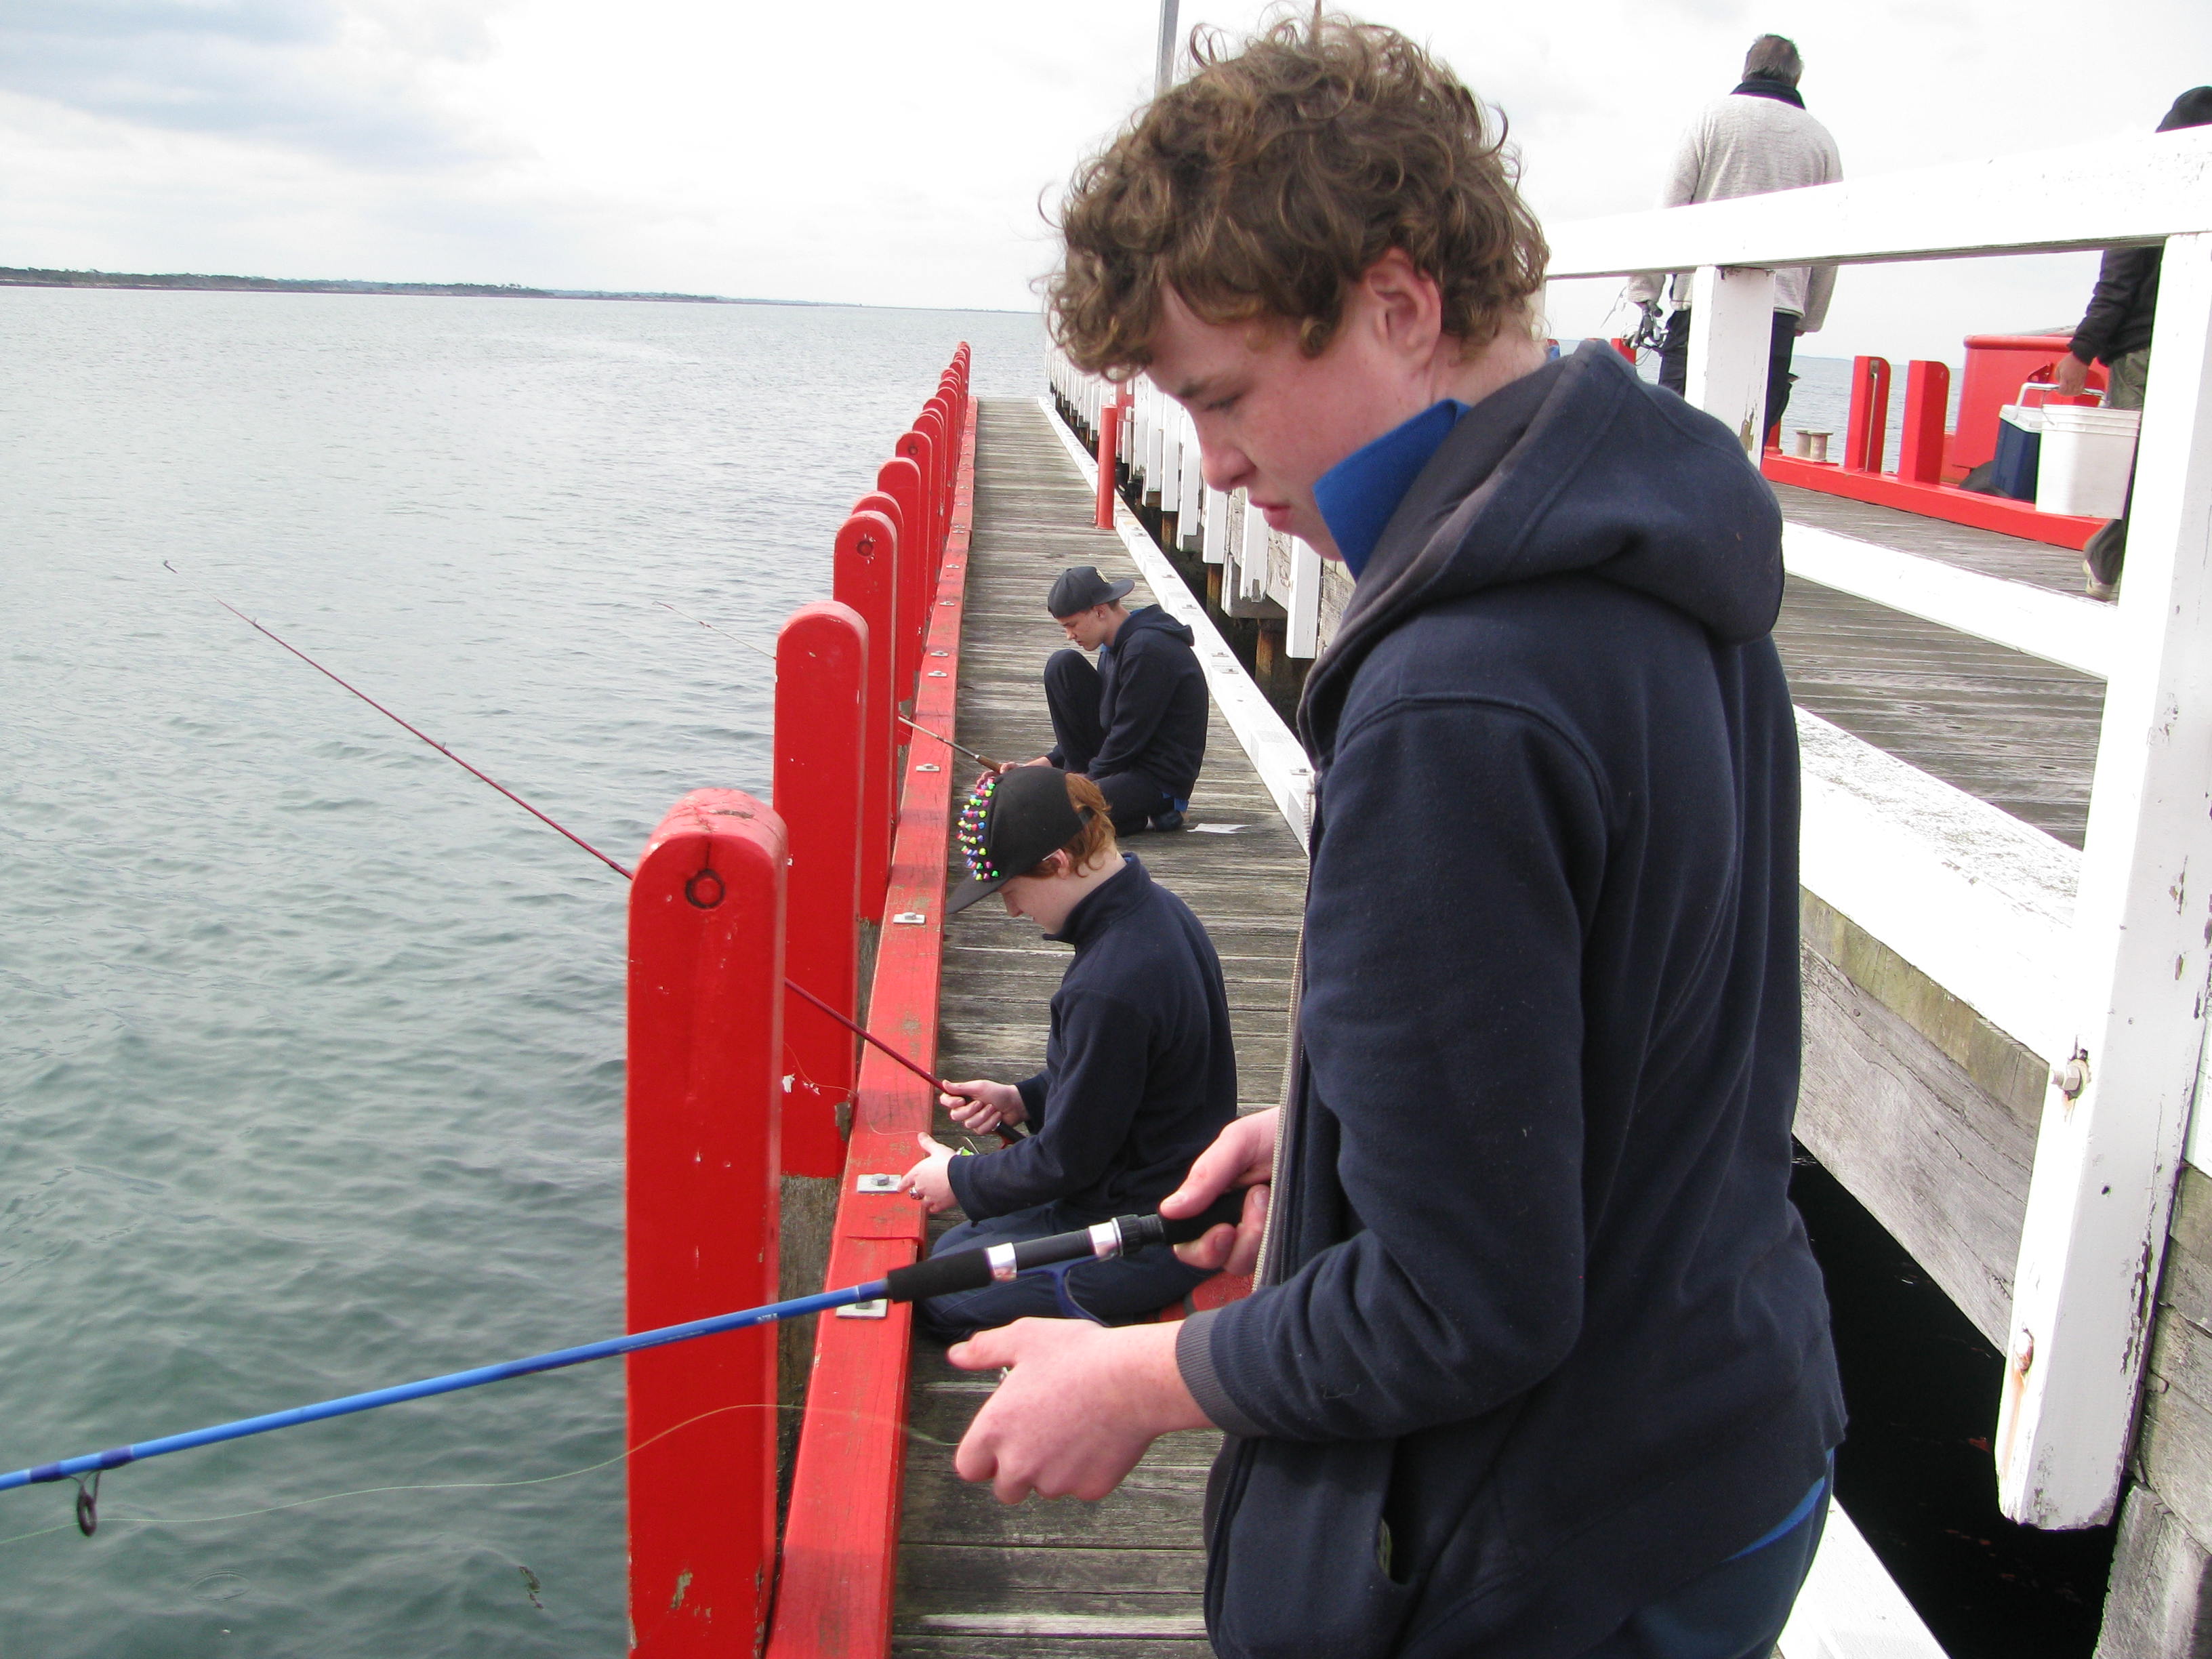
[1046,604,1208,802]
[945,855,1235,1223]
[1177,344,1843,1659]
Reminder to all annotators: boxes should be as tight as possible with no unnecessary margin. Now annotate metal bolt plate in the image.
[926,670,948,678]
[916,762,941,773]
[891,911,926,925]
[836,1299,890,1320]
[856,1173,902,1193]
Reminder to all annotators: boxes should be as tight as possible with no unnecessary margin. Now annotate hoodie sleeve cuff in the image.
[1176,1309,1270,1440]
[945,1149,987,1220]
[1016,1073,1048,1126]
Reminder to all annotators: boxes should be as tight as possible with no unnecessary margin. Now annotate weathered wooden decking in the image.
[1772,484,2104,849]
[890,399,1305,1657]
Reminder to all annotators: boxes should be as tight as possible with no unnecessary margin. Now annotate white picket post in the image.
[1996,232,2212,1529]
[1286,537,1323,657]
[1202,486,1229,565]
[1682,264,1775,455]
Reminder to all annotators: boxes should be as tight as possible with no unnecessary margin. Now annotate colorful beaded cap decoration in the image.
[956,773,1002,882]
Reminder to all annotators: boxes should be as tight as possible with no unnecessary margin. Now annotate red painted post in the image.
[873,459,925,709]
[833,510,900,920]
[1095,398,1123,528]
[774,602,868,1179]
[1843,355,1892,474]
[626,789,785,1658]
[1899,359,1952,485]
[1609,337,1637,364]
[916,409,951,559]
[895,425,939,573]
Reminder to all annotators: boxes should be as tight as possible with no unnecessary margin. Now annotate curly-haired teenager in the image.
[945,16,1842,1659]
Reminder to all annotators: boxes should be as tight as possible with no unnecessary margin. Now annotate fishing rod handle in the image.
[882,1191,1246,1304]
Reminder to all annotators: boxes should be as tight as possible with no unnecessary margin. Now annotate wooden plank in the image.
[891,398,1296,1654]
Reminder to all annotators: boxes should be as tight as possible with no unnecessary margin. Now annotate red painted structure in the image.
[1094,396,1122,529]
[1763,348,2106,551]
[775,601,870,1179]
[1950,333,2108,475]
[766,388,979,1659]
[626,790,787,1656]
[833,510,901,920]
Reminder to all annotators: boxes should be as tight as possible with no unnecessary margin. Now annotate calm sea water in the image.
[0,288,1041,1656]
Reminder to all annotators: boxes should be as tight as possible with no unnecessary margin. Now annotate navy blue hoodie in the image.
[945,855,1236,1222]
[1054,603,1209,800]
[1176,344,1843,1658]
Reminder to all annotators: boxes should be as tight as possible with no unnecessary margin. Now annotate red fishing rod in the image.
[176,567,1026,1134]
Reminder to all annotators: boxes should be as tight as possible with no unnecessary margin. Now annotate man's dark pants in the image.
[1044,649,1178,832]
[1572,1469,1829,1658]
[914,1197,1213,1343]
[1658,310,1799,444]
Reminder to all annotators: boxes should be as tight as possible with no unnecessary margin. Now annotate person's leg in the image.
[1571,1472,1829,1659]
[914,1202,1094,1343]
[1658,308,1692,397]
[2085,346,2152,598]
[1057,1238,1216,1324]
[1765,312,1799,447]
[1093,769,1173,834]
[1043,649,1105,775]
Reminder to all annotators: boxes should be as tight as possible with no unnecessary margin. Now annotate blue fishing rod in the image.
[1,1196,1239,1528]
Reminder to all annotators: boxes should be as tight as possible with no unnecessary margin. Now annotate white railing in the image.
[1562,124,2212,1534]
[1045,350,1331,644]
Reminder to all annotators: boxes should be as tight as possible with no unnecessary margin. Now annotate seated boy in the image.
[900,764,1234,1340]
[1034,564,1208,833]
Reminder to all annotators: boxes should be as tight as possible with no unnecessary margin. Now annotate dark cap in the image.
[1046,565,1135,619]
[947,766,1093,915]
[2160,88,2212,133]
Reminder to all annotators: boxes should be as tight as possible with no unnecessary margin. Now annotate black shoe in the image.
[1150,808,1185,832]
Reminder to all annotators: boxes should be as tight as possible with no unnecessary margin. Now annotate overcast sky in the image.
[2,1,2207,362]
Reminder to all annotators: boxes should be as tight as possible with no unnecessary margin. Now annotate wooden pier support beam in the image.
[834,510,901,922]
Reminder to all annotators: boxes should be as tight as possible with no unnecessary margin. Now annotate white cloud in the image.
[0,0,2205,362]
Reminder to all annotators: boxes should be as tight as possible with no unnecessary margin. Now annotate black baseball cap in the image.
[1047,565,1135,619]
[947,765,1093,914]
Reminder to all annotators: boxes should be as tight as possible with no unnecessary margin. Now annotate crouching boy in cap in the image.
[899,764,1234,1339]
[946,16,1842,1659]
[1033,563,1209,832]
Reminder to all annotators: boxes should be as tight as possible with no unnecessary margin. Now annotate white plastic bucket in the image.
[2036,405,2140,518]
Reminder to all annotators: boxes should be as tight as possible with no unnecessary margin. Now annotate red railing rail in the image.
[626,789,788,1656]
[627,346,971,1658]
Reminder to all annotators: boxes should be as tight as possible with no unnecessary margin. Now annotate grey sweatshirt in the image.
[1626,94,1843,329]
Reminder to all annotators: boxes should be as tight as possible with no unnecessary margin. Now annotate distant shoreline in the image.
[0,267,819,306]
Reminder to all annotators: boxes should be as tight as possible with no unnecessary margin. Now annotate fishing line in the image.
[0,1401,958,1553]
[656,600,777,663]
[164,562,635,882]
[169,563,973,1113]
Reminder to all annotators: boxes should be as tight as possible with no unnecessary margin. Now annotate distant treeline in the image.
[0,267,815,306]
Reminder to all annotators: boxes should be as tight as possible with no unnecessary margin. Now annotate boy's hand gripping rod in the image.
[0,1194,1243,1500]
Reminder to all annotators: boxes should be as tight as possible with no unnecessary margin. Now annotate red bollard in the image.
[1844,355,1892,474]
[626,790,786,1659]
[1096,398,1123,529]
[774,602,868,1179]
[1899,359,1952,485]
[833,510,900,920]
[895,424,939,571]
[872,459,925,708]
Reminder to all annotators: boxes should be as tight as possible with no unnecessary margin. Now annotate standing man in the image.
[1627,34,1843,444]
[1036,564,1208,832]
[947,17,1842,1659]
[2053,86,2212,600]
